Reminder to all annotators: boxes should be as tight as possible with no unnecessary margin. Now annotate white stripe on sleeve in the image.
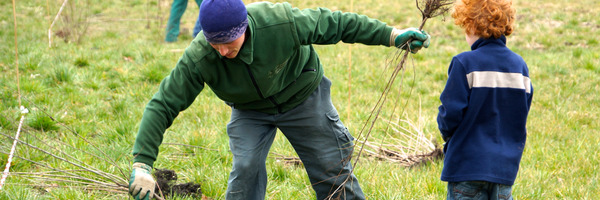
[466,71,531,93]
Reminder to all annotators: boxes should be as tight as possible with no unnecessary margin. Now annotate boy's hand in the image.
[391,28,431,53]
[129,162,155,200]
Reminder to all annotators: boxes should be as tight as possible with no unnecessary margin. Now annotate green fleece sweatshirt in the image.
[133,2,395,166]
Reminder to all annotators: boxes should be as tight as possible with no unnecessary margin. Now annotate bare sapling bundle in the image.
[352,0,453,166]
[323,1,453,199]
[416,0,454,30]
[357,114,443,167]
[0,99,202,200]
[0,99,134,198]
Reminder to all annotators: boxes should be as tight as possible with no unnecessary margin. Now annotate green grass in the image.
[1,0,599,199]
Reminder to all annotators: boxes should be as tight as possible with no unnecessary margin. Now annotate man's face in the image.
[209,34,246,59]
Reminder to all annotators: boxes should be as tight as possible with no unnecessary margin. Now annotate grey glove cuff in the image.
[133,162,152,171]
[390,28,401,47]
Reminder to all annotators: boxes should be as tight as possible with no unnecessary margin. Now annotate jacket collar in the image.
[231,16,254,65]
[471,35,507,50]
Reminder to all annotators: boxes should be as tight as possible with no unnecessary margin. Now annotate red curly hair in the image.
[452,0,515,38]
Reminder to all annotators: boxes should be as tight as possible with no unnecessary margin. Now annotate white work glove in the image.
[129,162,155,200]
[390,27,431,53]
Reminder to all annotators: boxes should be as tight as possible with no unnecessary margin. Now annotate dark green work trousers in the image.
[225,77,365,200]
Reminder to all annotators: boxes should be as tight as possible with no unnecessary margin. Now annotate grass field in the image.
[1,0,599,199]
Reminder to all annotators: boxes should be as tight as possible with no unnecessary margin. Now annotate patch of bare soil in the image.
[154,169,202,199]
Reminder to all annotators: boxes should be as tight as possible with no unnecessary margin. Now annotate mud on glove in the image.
[390,27,431,53]
[129,162,155,200]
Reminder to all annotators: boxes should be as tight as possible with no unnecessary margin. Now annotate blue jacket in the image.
[437,36,533,185]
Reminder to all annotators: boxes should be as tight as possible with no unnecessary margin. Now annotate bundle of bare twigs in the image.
[0,127,133,197]
[322,1,454,199]
[352,0,452,167]
[357,117,443,167]
[0,99,170,200]
[416,0,454,30]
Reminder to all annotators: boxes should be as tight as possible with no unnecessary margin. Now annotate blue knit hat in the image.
[200,0,248,44]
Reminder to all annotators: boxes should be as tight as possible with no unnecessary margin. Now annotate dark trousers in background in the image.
[165,0,203,42]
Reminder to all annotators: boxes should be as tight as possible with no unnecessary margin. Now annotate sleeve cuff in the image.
[133,154,155,168]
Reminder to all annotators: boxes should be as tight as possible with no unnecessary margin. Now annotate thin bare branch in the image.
[22,97,129,180]
[24,132,127,184]
[0,149,126,188]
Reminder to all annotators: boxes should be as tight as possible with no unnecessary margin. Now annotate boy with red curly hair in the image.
[437,0,533,199]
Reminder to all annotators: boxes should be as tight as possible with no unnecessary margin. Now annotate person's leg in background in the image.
[192,0,203,38]
[165,0,188,42]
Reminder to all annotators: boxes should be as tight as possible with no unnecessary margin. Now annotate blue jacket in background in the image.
[437,36,533,185]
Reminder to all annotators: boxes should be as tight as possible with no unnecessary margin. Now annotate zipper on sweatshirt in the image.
[268,97,282,113]
[245,64,265,99]
[245,64,282,113]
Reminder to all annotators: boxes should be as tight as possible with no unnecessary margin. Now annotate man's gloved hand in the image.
[129,162,155,200]
[391,28,431,53]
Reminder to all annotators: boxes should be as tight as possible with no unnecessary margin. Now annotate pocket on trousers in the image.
[497,184,513,200]
[449,181,486,199]
[326,109,354,143]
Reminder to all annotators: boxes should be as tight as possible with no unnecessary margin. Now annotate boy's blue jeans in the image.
[447,181,513,200]
[225,77,365,200]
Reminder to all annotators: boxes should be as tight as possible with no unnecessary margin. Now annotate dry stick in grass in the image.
[48,0,68,47]
[326,0,453,199]
[164,142,302,166]
[2,0,24,191]
[270,152,303,166]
